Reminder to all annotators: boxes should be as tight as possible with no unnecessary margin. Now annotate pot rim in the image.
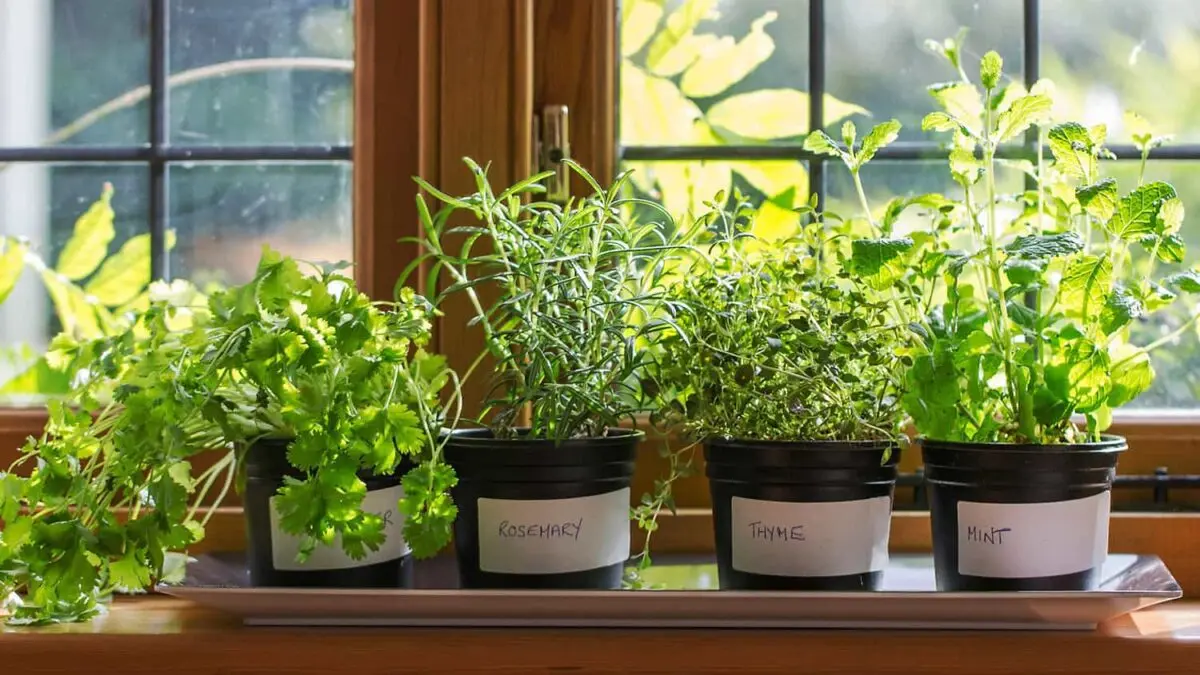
[704,436,899,450]
[441,426,645,446]
[918,433,1128,453]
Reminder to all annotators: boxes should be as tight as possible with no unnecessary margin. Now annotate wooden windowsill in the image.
[3,596,1200,674]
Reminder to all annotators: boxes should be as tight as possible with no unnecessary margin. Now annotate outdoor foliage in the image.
[0,247,455,625]
[0,184,182,398]
[619,0,865,237]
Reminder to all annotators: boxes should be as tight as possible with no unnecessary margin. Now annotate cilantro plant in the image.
[0,247,456,625]
[812,33,1200,445]
[404,158,700,441]
[649,189,909,444]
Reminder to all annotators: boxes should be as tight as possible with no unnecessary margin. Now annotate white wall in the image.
[0,0,51,383]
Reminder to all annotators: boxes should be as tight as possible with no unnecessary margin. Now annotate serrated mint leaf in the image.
[841,120,857,149]
[849,237,914,289]
[995,94,1051,142]
[1003,258,1045,286]
[1156,234,1185,263]
[980,51,1003,90]
[948,146,982,185]
[1006,299,1039,329]
[928,82,983,127]
[1059,255,1112,320]
[855,119,901,167]
[1048,122,1096,181]
[802,130,848,162]
[922,111,960,133]
[1164,270,1200,293]
[1108,347,1153,408]
[1100,286,1145,334]
[1137,281,1177,312]
[1045,339,1110,413]
[1105,181,1177,240]
[1075,178,1118,222]
[1004,231,1084,259]
[1159,197,1184,235]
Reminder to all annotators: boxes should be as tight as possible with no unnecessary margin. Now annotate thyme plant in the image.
[650,190,909,444]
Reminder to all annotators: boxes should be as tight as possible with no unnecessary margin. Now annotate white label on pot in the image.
[477,488,631,574]
[730,496,892,577]
[957,491,1110,578]
[269,485,410,571]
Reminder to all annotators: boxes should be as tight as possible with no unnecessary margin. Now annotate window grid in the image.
[0,0,353,280]
[618,0,1200,175]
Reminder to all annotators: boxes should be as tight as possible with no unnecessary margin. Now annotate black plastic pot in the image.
[706,438,900,591]
[921,436,1127,591]
[444,428,639,589]
[242,438,415,588]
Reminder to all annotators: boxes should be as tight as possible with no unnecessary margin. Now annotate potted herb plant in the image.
[854,34,1198,591]
[648,128,911,590]
[403,158,698,589]
[0,247,456,624]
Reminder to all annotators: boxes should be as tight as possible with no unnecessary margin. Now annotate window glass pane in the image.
[0,0,148,147]
[825,0,1022,142]
[168,161,352,286]
[1099,160,1200,409]
[619,0,808,147]
[1044,0,1200,142]
[0,163,149,402]
[169,0,353,146]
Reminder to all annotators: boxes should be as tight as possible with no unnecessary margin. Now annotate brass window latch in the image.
[533,104,570,204]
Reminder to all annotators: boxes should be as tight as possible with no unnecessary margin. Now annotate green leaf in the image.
[1100,285,1144,334]
[0,240,25,305]
[1105,181,1177,240]
[679,12,776,98]
[1159,197,1185,235]
[1048,123,1097,182]
[1075,178,1118,222]
[1058,255,1112,321]
[108,551,153,593]
[706,89,866,140]
[1045,339,1110,413]
[995,94,1051,142]
[1151,234,1185,263]
[927,82,983,129]
[167,461,196,491]
[855,119,901,167]
[801,129,849,162]
[621,0,664,57]
[849,237,914,289]
[55,183,116,281]
[1108,345,1153,408]
[650,33,724,77]
[1005,232,1084,259]
[922,111,960,133]
[980,51,1003,90]
[84,231,176,307]
[645,0,716,73]
[1164,270,1200,293]
[41,269,104,339]
[1003,258,1045,286]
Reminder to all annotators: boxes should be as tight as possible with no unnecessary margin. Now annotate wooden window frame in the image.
[3,0,1199,596]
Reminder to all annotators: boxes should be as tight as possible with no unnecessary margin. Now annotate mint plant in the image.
[814,33,1199,445]
[0,247,456,625]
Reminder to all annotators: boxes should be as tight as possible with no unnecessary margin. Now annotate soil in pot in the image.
[445,428,639,589]
[706,438,900,591]
[243,438,416,588]
[921,436,1127,592]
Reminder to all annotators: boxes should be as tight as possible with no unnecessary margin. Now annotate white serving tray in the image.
[158,553,1181,630]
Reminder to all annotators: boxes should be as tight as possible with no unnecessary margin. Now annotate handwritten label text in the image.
[747,521,805,542]
[498,518,583,540]
[965,525,1011,545]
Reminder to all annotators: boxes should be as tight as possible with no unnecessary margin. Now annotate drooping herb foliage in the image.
[649,187,910,444]
[812,33,1199,444]
[0,247,456,625]
[403,158,700,441]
